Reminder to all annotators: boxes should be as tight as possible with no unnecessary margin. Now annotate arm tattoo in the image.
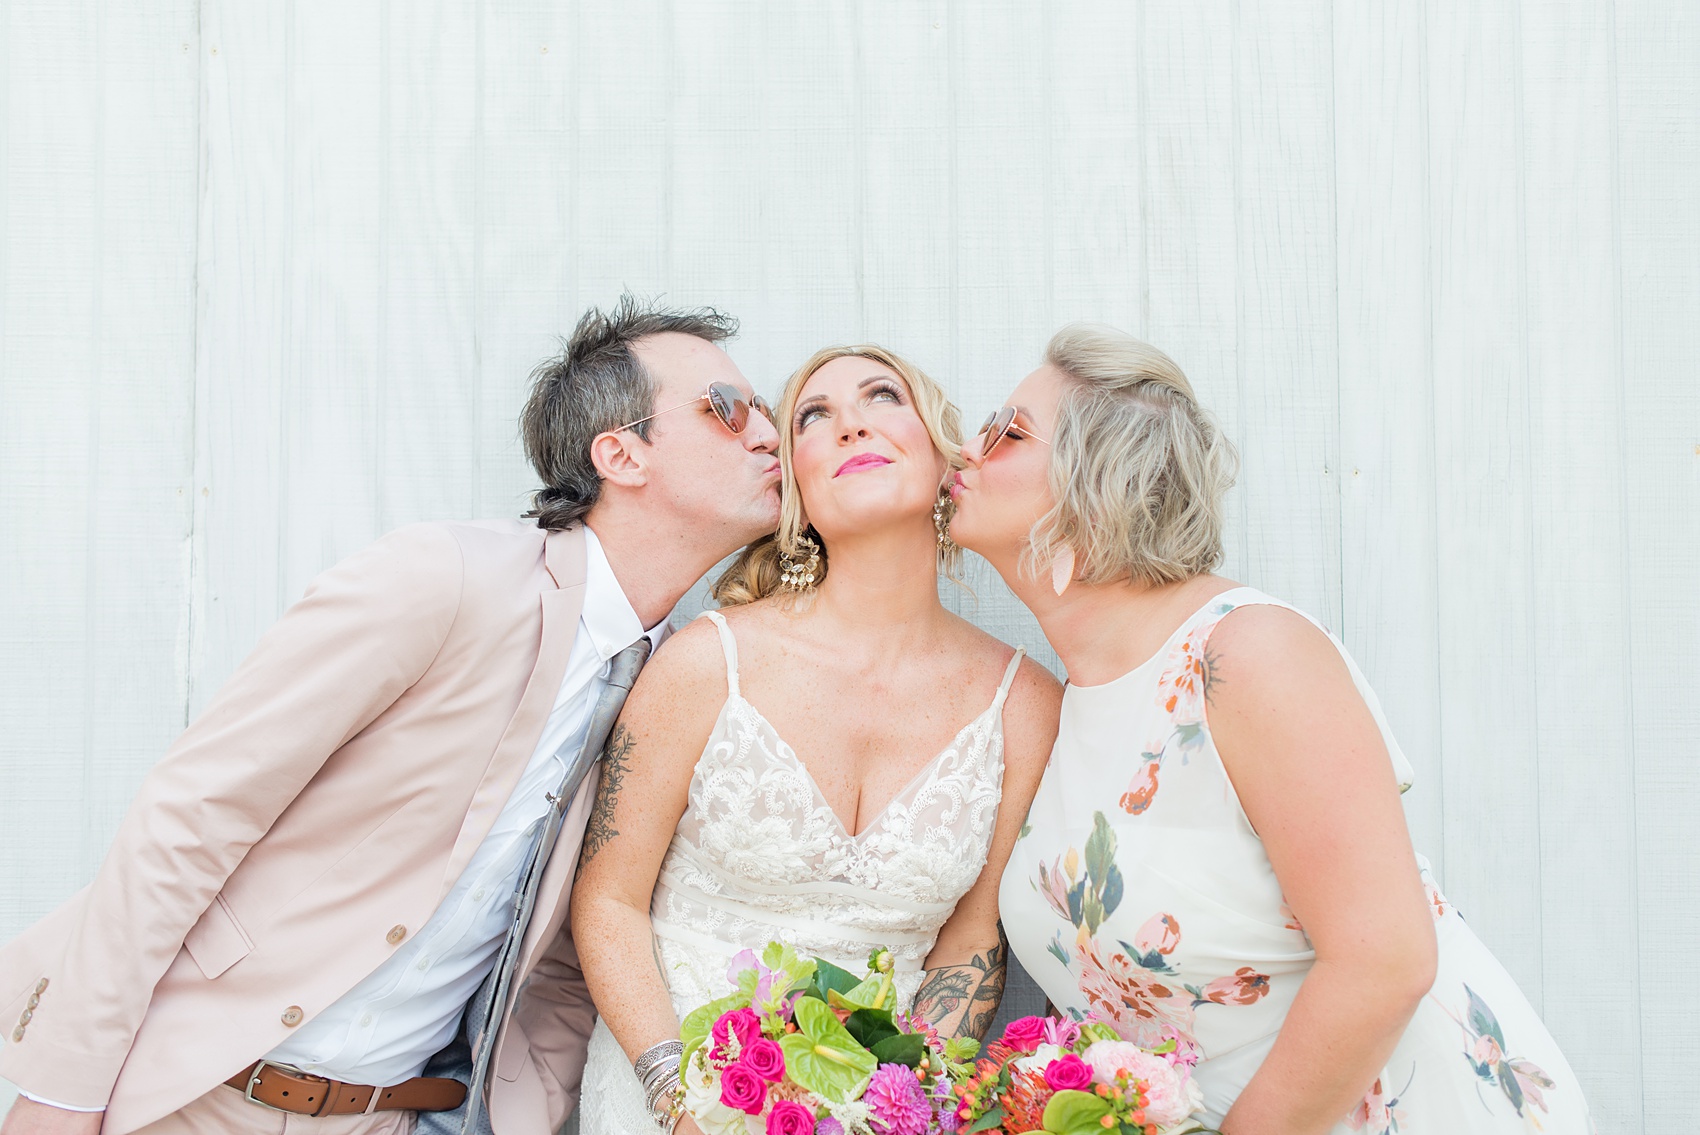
[1201,643,1225,705]
[580,723,633,864]
[912,922,1009,1041]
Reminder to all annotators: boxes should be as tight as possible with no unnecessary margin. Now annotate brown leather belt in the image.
[224,1060,467,1116]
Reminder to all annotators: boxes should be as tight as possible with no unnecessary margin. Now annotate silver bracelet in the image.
[644,1064,681,1108]
[634,1038,684,1084]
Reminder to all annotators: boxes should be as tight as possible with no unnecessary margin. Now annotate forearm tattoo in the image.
[911,922,1009,1041]
[580,723,634,864]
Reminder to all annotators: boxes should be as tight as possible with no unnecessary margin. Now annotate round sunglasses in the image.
[610,382,775,436]
[975,405,1050,456]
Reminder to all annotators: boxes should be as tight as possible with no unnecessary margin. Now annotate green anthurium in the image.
[826,970,893,1013]
[843,1008,899,1050]
[1040,1089,1114,1135]
[679,991,746,1070]
[777,995,877,1102]
[869,1031,928,1068]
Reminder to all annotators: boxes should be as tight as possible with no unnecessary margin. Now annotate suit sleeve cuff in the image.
[17,1090,107,1112]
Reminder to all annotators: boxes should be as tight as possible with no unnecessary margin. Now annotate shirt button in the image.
[359,1013,373,1027]
[386,924,407,946]
[281,1005,304,1027]
[472,888,486,902]
[416,958,429,971]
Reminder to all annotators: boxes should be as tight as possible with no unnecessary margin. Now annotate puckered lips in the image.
[834,452,893,478]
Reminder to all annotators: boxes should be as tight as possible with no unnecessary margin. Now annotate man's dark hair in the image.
[521,295,739,530]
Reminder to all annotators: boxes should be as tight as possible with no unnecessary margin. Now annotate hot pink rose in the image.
[713,1007,763,1052]
[766,1099,816,1135]
[1043,1054,1093,1092]
[742,1037,786,1082]
[719,1061,768,1114]
[1000,1015,1050,1052]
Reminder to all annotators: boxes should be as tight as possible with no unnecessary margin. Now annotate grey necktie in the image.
[455,636,653,1134]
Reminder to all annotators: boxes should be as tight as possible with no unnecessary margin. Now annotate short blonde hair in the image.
[713,345,964,606]
[1028,323,1239,588]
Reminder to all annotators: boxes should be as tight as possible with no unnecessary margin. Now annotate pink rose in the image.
[719,1061,768,1114]
[766,1100,816,1135]
[1000,1015,1050,1052]
[713,1007,763,1052]
[1132,913,1182,956]
[742,1037,786,1082]
[1043,1054,1093,1092]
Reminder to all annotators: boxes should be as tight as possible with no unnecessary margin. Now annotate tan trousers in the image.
[129,1084,417,1135]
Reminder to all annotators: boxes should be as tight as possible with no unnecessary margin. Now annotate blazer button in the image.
[26,994,39,1009]
[10,1026,22,1042]
[17,1009,31,1025]
[386,925,407,946]
[34,978,48,994]
[281,1005,304,1027]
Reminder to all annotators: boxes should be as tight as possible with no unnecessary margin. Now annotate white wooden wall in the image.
[1,2,1694,1126]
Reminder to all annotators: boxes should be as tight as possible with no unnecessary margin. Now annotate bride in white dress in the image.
[571,345,1061,1134]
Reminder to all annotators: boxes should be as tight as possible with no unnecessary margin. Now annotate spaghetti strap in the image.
[699,610,741,696]
[991,646,1026,710]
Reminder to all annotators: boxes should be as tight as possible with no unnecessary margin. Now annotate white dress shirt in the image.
[269,527,670,1087]
[19,527,666,1110]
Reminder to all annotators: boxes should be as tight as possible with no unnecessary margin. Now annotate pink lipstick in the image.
[834,453,893,477]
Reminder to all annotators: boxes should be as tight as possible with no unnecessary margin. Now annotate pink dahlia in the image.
[864,1062,931,1135]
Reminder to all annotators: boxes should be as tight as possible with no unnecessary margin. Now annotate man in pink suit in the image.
[0,297,782,1135]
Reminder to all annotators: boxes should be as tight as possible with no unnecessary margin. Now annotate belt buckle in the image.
[242,1060,318,1114]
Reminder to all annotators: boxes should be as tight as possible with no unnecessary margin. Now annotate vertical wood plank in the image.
[1332,1,1445,869]
[1519,0,1641,1121]
[1426,0,1545,999]
[0,0,198,948]
[1141,0,1243,578]
[1615,2,1700,1124]
[1232,0,1341,628]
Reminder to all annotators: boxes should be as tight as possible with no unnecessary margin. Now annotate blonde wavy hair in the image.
[713,345,964,606]
[1026,323,1239,588]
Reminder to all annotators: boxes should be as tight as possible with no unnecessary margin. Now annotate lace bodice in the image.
[648,610,1024,1014]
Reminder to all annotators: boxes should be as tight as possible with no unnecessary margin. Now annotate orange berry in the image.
[1095,1084,1111,1098]
[1099,1117,1116,1129]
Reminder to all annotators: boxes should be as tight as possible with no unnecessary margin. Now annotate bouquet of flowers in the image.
[679,943,978,1135]
[949,1015,1210,1135]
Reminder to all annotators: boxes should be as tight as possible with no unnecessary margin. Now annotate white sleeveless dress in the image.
[579,611,1025,1131]
[1001,588,1591,1133]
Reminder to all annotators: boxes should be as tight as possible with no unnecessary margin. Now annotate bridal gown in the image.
[1000,588,1591,1133]
[579,610,1025,1131]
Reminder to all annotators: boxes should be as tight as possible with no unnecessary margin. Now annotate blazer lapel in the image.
[438,527,587,897]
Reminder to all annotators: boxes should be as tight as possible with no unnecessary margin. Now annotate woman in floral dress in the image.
[948,323,1591,1134]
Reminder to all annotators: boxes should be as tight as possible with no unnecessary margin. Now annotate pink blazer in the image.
[0,519,603,1134]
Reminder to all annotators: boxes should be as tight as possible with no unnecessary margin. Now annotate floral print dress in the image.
[1000,588,1592,1133]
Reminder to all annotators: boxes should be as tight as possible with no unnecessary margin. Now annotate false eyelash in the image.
[865,380,905,403]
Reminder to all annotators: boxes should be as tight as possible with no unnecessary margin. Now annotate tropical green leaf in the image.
[1041,1088,1114,1135]
[943,1036,981,1063]
[869,1031,928,1067]
[679,992,746,1070]
[808,959,865,1003]
[965,1105,1008,1133]
[844,1008,899,1050]
[777,995,876,1101]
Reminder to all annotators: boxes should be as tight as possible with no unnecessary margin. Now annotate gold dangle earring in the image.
[934,491,962,580]
[778,532,822,591]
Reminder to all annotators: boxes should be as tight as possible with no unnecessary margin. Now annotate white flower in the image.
[682,1052,750,1135]
[1082,1040,1202,1127]
[1013,1042,1065,1074]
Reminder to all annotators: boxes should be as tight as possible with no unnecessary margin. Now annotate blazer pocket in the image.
[183,893,256,979]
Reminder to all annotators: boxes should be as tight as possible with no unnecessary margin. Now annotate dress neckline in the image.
[1064,585,1261,693]
[725,692,1001,840]
[698,609,1023,840]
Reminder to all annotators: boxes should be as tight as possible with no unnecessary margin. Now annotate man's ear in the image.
[589,430,650,489]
